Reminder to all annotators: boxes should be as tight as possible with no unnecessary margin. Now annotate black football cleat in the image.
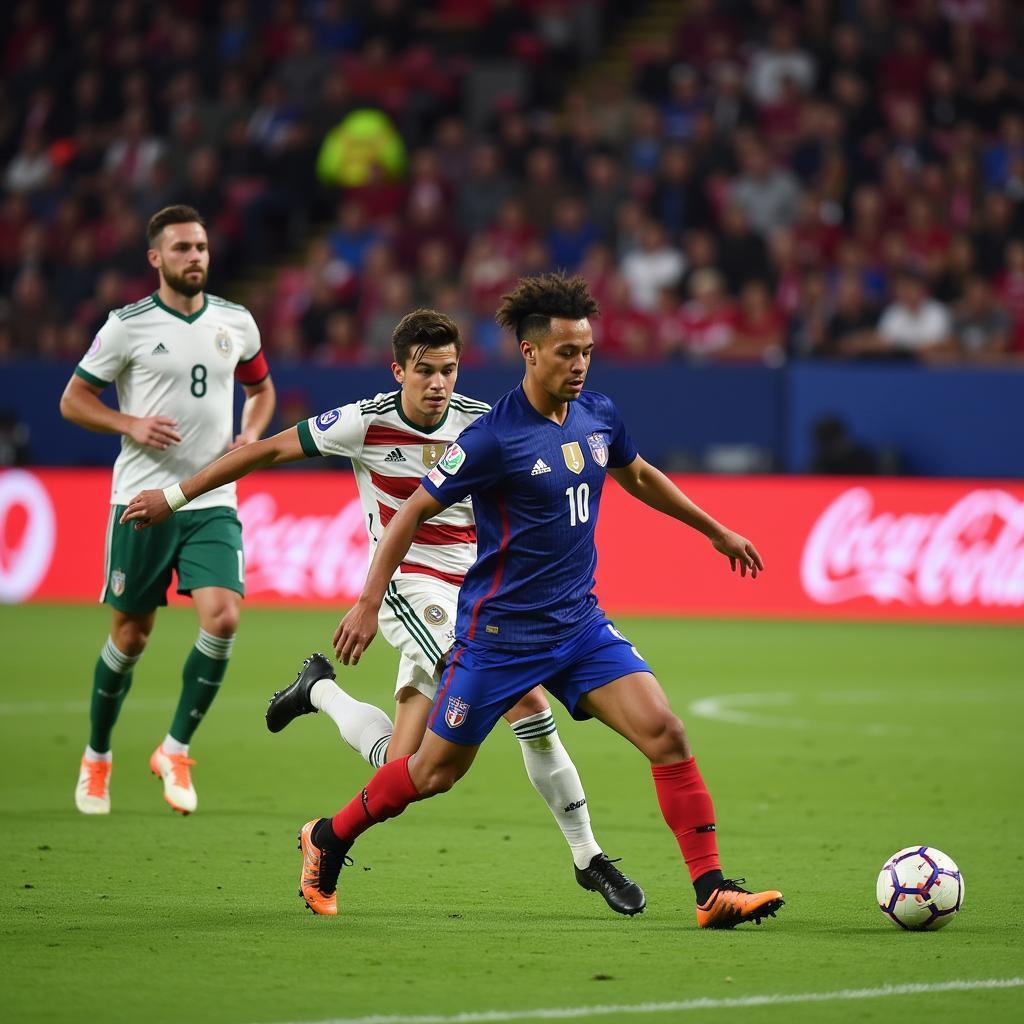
[266,653,334,733]
[575,854,646,916]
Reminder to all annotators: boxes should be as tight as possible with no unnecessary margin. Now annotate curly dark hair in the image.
[391,308,462,365]
[495,272,600,342]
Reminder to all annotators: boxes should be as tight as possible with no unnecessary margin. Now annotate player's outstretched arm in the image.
[333,486,445,666]
[60,374,182,449]
[230,377,276,449]
[119,426,307,530]
[608,456,764,578]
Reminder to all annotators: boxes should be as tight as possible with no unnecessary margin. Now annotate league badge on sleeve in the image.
[315,408,340,431]
[439,443,465,474]
[587,432,608,467]
[445,695,470,728]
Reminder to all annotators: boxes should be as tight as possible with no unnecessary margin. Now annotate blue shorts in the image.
[427,617,653,746]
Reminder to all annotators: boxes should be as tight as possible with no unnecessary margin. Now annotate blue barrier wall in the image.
[2,361,1021,476]
[783,364,1024,477]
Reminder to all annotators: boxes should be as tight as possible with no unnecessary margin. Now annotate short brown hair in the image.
[391,308,462,366]
[146,205,206,246]
[495,272,600,342]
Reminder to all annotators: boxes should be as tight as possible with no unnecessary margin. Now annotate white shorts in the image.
[379,573,459,700]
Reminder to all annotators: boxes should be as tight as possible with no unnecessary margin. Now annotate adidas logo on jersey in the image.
[151,342,169,355]
[530,459,551,476]
[384,448,407,463]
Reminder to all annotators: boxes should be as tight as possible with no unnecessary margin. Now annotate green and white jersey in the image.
[75,292,264,510]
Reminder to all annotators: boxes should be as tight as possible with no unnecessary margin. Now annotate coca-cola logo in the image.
[238,491,369,599]
[801,487,1024,607]
[0,471,57,602]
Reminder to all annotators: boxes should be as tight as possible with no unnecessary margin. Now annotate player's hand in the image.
[228,429,259,451]
[333,601,379,665]
[711,528,764,578]
[128,415,181,450]
[119,489,173,530]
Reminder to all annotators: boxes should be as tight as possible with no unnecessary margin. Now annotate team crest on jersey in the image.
[439,443,465,474]
[110,568,126,597]
[561,441,585,475]
[445,695,470,728]
[586,432,608,467]
[315,408,340,430]
[214,328,231,358]
[423,604,448,626]
[422,443,446,468]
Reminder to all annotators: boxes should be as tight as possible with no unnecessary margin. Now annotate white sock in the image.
[510,710,603,869]
[162,734,189,756]
[310,678,394,768]
[84,745,112,763]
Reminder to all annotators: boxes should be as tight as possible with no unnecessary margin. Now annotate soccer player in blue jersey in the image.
[299,273,784,927]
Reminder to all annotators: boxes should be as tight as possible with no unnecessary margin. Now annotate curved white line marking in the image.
[688,691,899,736]
[256,977,1024,1024]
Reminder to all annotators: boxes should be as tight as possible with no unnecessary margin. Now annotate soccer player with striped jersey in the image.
[60,205,275,816]
[316,273,785,928]
[121,308,645,917]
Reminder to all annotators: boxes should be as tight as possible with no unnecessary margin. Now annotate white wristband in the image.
[163,483,188,512]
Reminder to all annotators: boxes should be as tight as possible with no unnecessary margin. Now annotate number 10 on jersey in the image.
[565,483,590,526]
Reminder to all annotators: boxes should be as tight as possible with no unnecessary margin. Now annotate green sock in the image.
[169,629,234,744]
[89,636,141,752]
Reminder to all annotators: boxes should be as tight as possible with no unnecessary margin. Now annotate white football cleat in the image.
[149,745,198,814]
[75,756,112,814]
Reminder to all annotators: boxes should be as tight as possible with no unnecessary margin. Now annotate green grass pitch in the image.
[1,606,1021,1024]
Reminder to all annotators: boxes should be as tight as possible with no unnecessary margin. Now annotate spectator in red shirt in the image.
[673,268,739,360]
[733,280,786,363]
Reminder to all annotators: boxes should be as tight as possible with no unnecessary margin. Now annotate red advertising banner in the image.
[1,469,1022,621]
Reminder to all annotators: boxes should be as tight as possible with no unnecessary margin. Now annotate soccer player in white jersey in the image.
[121,308,645,916]
[60,205,276,816]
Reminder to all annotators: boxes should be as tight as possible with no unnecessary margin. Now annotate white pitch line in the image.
[688,691,901,736]
[260,978,1024,1024]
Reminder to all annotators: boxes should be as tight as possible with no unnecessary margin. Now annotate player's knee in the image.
[111,623,149,657]
[644,712,691,762]
[201,605,240,639]
[414,761,467,797]
[505,687,550,722]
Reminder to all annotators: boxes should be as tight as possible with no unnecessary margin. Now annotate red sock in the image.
[651,757,721,883]
[331,755,422,843]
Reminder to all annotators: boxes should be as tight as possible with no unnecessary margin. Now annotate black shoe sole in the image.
[748,896,785,925]
[576,872,646,916]
[581,884,643,917]
[266,653,335,733]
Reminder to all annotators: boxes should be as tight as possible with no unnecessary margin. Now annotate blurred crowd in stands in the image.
[2,0,1023,367]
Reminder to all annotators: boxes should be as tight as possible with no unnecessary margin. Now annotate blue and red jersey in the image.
[421,385,637,649]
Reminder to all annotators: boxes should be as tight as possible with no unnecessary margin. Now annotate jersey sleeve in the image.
[605,397,638,468]
[296,403,366,459]
[74,314,130,387]
[234,312,269,385]
[421,422,504,508]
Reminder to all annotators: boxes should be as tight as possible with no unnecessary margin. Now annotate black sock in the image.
[694,869,725,904]
[312,817,352,855]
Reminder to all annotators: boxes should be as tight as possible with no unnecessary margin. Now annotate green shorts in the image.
[101,505,245,612]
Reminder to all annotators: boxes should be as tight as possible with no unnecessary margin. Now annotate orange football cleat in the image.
[297,819,351,916]
[696,878,784,928]
[75,756,112,814]
[149,745,198,814]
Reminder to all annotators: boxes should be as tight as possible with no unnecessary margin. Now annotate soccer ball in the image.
[876,846,964,930]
